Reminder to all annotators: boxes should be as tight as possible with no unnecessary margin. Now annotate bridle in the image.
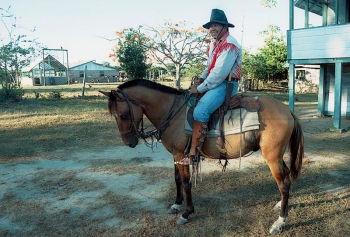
[111,88,189,143]
[112,89,145,137]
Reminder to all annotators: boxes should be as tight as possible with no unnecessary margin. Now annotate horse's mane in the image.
[118,79,184,95]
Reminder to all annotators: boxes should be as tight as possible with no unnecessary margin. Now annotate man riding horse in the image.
[179,9,242,165]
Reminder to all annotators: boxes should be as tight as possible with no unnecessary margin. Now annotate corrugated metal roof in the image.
[70,61,117,71]
[294,0,324,16]
[36,62,54,70]
[29,55,67,72]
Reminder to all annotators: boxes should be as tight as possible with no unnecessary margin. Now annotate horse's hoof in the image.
[269,225,282,234]
[269,216,287,234]
[176,216,189,225]
[168,204,181,214]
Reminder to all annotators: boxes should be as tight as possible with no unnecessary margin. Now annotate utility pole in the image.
[241,15,245,48]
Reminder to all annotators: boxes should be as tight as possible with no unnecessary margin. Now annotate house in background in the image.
[295,65,320,93]
[288,0,350,130]
[21,55,68,86]
[69,61,119,83]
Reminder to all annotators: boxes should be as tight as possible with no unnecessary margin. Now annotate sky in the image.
[1,0,322,67]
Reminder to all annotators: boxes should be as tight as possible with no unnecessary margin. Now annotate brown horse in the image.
[100,79,304,234]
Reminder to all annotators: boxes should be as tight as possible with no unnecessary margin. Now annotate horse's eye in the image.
[120,112,128,120]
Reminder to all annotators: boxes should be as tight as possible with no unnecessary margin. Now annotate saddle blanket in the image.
[184,107,260,138]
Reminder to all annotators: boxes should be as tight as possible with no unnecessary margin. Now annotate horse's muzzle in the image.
[127,136,139,148]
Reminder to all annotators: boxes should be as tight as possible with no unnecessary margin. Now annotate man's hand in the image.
[192,77,204,86]
[189,85,198,95]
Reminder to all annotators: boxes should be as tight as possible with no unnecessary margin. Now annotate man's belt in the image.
[225,77,239,82]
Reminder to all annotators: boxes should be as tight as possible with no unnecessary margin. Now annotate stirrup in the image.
[176,155,195,165]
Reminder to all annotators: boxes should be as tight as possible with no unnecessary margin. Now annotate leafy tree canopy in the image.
[113,28,148,80]
[242,24,287,81]
[112,21,208,88]
[260,0,277,8]
[0,6,41,101]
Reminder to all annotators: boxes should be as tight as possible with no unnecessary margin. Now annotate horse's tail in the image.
[289,112,304,181]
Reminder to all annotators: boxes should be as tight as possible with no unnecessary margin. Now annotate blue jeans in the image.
[193,81,239,122]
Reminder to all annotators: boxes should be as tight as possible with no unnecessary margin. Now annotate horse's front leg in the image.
[168,152,194,224]
[175,163,194,224]
[168,163,184,214]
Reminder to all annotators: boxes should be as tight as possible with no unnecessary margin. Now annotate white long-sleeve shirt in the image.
[197,32,242,93]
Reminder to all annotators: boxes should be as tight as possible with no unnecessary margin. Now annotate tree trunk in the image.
[175,64,181,89]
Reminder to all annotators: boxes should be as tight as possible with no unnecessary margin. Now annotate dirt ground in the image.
[0,103,349,236]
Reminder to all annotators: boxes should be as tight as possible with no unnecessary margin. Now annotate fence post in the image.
[82,65,87,97]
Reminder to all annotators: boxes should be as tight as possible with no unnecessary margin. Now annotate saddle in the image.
[214,94,261,167]
[190,76,260,112]
[222,94,260,113]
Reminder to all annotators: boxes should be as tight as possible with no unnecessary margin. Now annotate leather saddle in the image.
[186,94,261,133]
[225,94,260,112]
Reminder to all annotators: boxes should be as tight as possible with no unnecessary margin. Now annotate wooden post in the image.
[42,50,46,86]
[288,63,295,112]
[335,0,339,24]
[322,3,328,26]
[305,0,309,28]
[289,0,294,30]
[317,65,326,116]
[82,65,87,97]
[333,62,342,129]
[66,50,70,85]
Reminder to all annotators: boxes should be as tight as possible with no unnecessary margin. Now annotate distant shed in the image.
[69,61,119,83]
[21,55,68,86]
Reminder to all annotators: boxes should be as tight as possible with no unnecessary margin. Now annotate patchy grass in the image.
[1,158,348,237]
[0,84,349,236]
[0,96,119,159]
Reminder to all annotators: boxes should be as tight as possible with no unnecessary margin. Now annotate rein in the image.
[157,92,188,138]
[114,88,189,146]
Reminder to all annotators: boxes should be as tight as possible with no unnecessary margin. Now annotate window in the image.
[79,71,84,77]
[100,71,105,77]
[296,70,305,80]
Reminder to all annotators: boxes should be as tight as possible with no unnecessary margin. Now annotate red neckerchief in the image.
[207,32,236,74]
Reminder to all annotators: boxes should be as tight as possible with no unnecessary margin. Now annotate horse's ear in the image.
[111,90,119,98]
[99,90,111,97]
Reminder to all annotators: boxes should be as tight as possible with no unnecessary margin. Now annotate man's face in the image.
[209,23,226,40]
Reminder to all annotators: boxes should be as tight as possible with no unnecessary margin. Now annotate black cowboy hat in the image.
[203,9,235,29]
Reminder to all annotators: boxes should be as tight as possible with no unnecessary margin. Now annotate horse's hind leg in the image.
[266,160,291,234]
[168,164,184,214]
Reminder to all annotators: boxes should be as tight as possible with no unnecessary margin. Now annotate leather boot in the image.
[178,120,207,165]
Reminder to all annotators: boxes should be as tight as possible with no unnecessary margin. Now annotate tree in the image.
[142,21,208,89]
[242,49,265,80]
[146,65,167,80]
[259,25,287,81]
[241,25,287,84]
[260,0,277,8]
[0,6,40,101]
[182,61,206,79]
[113,28,148,80]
